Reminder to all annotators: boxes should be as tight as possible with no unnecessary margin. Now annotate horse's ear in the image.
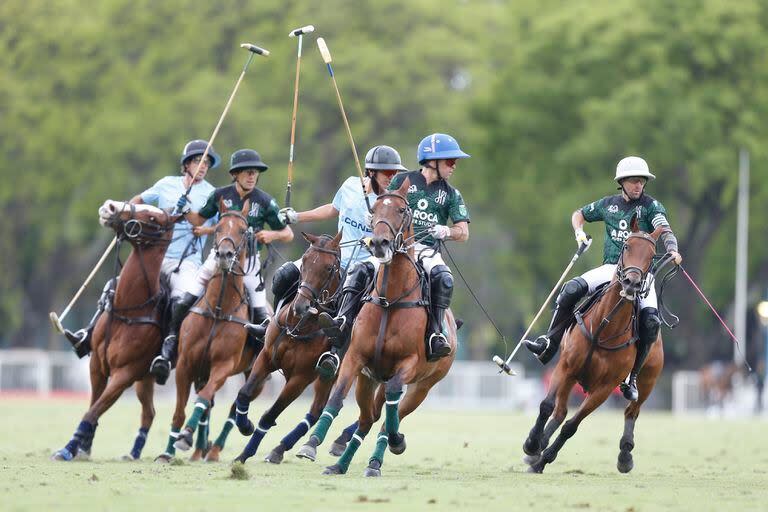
[396,176,410,198]
[219,197,227,213]
[332,228,343,246]
[630,213,640,233]
[302,231,318,245]
[241,198,250,217]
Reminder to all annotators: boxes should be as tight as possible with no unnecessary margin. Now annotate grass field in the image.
[1,396,766,512]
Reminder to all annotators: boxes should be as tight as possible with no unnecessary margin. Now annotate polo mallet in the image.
[49,237,118,333]
[177,42,271,209]
[493,236,592,375]
[316,37,372,212]
[284,25,315,208]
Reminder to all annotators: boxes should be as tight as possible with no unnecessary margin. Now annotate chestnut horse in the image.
[296,178,457,477]
[223,231,344,464]
[53,201,178,461]
[156,201,263,462]
[524,216,667,473]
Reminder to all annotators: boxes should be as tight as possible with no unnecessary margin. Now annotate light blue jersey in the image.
[141,176,216,265]
[333,177,377,269]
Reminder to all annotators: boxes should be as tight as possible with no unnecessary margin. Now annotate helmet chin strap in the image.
[426,161,444,180]
[618,179,645,200]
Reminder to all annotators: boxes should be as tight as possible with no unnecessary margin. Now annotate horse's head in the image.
[616,214,666,300]
[369,177,412,265]
[293,231,342,317]
[213,199,250,272]
[98,200,175,243]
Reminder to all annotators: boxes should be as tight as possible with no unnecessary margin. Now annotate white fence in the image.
[672,370,764,417]
[0,350,538,411]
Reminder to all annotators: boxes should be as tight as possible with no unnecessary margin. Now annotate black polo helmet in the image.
[364,145,408,171]
[229,148,269,174]
[180,139,221,169]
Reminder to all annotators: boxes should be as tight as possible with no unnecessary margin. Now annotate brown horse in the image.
[156,201,262,462]
[222,231,344,464]
[524,216,666,474]
[53,200,178,461]
[296,178,457,477]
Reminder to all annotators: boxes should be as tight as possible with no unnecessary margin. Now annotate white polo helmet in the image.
[614,156,655,182]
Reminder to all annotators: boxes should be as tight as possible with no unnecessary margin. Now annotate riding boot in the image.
[316,262,375,378]
[150,292,198,385]
[245,306,271,345]
[62,277,116,359]
[270,261,301,311]
[426,265,453,361]
[524,277,588,365]
[622,307,660,401]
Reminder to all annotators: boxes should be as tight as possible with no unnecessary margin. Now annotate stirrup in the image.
[427,333,451,361]
[316,351,340,380]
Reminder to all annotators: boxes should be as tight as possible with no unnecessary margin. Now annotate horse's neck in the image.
[376,250,420,300]
[587,278,634,334]
[114,246,164,307]
[206,265,245,310]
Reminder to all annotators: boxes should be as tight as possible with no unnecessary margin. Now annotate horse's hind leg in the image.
[175,364,231,452]
[618,353,662,473]
[266,376,335,464]
[325,374,378,475]
[123,376,155,461]
[235,373,314,464]
[529,384,614,474]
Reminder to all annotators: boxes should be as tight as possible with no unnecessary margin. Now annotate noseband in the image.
[373,192,412,253]
[213,212,252,273]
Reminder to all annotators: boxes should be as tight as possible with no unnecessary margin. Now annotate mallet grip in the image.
[289,25,315,37]
[317,38,332,64]
[240,43,270,56]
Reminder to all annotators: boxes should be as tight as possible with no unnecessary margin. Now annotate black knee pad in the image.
[640,307,661,343]
[430,265,453,308]
[272,261,301,307]
[557,277,588,308]
[343,261,375,294]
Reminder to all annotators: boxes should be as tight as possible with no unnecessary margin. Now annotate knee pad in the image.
[640,307,661,343]
[343,262,375,294]
[430,265,453,307]
[557,277,588,308]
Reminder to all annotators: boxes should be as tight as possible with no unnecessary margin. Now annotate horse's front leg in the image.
[296,353,365,462]
[232,349,273,436]
[524,366,569,458]
[124,375,155,461]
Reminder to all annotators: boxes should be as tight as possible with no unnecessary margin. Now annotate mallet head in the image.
[316,37,332,64]
[49,312,65,334]
[240,43,270,56]
[289,25,315,37]
[492,355,517,376]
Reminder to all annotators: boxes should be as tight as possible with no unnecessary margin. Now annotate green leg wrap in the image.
[384,391,402,436]
[184,397,211,432]
[311,406,339,444]
[369,431,388,465]
[195,418,209,451]
[337,429,365,473]
[213,418,235,449]
[164,427,181,456]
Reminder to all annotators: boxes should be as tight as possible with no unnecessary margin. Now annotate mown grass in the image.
[1,396,766,511]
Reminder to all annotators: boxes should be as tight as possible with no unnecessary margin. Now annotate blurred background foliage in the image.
[2,0,767,371]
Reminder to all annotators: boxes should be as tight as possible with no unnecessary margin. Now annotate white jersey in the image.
[332,177,377,269]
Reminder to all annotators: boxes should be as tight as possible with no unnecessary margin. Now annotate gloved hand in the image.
[364,211,373,228]
[574,228,590,247]
[176,194,191,214]
[278,207,299,225]
[429,224,451,240]
[667,250,683,265]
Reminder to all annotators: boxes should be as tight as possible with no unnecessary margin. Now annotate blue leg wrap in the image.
[63,420,95,457]
[234,393,251,431]
[280,413,317,450]
[130,427,149,460]
[239,418,275,461]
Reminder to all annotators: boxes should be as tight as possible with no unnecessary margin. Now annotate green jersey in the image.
[199,184,286,249]
[581,194,672,264]
[389,171,470,247]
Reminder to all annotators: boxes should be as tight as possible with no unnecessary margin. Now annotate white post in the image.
[734,148,749,368]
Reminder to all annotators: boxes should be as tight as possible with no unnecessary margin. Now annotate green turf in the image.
[1,396,766,511]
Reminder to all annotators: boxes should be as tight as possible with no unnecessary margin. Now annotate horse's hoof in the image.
[523,438,540,457]
[322,464,344,475]
[154,453,172,464]
[232,456,247,465]
[329,441,347,457]
[388,433,406,455]
[173,430,193,452]
[205,445,222,463]
[74,449,91,461]
[364,466,382,477]
[296,444,317,462]
[51,448,74,461]
[120,454,137,462]
[527,464,544,474]
[522,454,541,466]
[617,451,634,473]
[264,446,285,464]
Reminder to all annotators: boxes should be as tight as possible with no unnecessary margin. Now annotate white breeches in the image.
[184,248,267,308]
[580,263,657,309]
[161,258,200,299]
[414,243,448,275]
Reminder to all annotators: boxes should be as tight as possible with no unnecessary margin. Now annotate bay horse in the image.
[524,216,667,474]
[53,200,178,461]
[222,231,344,464]
[296,178,457,477]
[156,200,263,462]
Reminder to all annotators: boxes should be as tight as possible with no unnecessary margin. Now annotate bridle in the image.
[616,232,657,300]
[108,203,175,247]
[213,211,253,275]
[295,242,342,309]
[372,192,413,254]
